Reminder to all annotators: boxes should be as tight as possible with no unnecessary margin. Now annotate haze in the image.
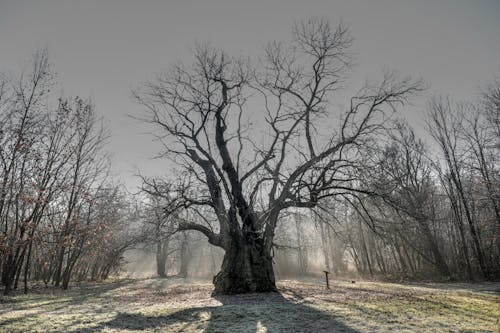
[1,0,499,188]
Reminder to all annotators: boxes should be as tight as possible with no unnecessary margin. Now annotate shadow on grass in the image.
[71,292,360,333]
[407,281,500,294]
[0,279,136,314]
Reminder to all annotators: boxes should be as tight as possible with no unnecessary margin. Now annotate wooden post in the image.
[323,270,330,289]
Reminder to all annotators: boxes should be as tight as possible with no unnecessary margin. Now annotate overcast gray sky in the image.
[1,0,499,188]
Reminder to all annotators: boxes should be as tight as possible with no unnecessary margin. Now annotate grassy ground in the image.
[0,278,498,332]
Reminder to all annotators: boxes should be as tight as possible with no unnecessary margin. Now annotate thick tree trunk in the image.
[213,236,276,294]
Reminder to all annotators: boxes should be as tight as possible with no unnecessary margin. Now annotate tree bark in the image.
[178,233,191,278]
[213,235,276,294]
[156,240,169,278]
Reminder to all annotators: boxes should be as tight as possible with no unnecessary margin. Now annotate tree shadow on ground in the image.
[408,281,500,294]
[77,291,360,333]
[0,278,137,310]
[0,278,138,330]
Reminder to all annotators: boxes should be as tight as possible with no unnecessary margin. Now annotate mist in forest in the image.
[0,1,499,297]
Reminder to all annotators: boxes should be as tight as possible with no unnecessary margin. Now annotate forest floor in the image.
[0,277,498,332]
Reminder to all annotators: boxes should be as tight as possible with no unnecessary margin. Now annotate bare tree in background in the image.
[134,19,423,294]
[483,79,500,142]
[140,181,182,278]
[0,51,136,294]
[426,96,499,278]
[0,50,55,294]
[371,122,451,277]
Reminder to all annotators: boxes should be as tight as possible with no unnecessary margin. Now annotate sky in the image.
[0,0,499,189]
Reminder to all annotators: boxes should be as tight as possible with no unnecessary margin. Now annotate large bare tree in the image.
[135,19,422,294]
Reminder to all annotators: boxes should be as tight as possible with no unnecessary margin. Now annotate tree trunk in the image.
[358,220,373,277]
[23,239,34,294]
[156,254,167,278]
[178,233,191,278]
[318,219,331,273]
[156,240,168,278]
[295,214,308,275]
[2,255,15,295]
[418,221,451,278]
[213,236,276,294]
[53,246,65,287]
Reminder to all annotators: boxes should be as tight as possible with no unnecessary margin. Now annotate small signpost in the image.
[323,270,330,289]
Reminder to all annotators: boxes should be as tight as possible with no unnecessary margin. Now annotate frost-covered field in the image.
[0,278,498,332]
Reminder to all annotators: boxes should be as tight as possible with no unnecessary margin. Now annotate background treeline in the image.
[353,89,500,280]
[0,51,139,294]
[272,86,500,281]
[1,52,498,295]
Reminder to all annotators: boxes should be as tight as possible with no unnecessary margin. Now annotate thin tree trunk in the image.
[178,233,191,278]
